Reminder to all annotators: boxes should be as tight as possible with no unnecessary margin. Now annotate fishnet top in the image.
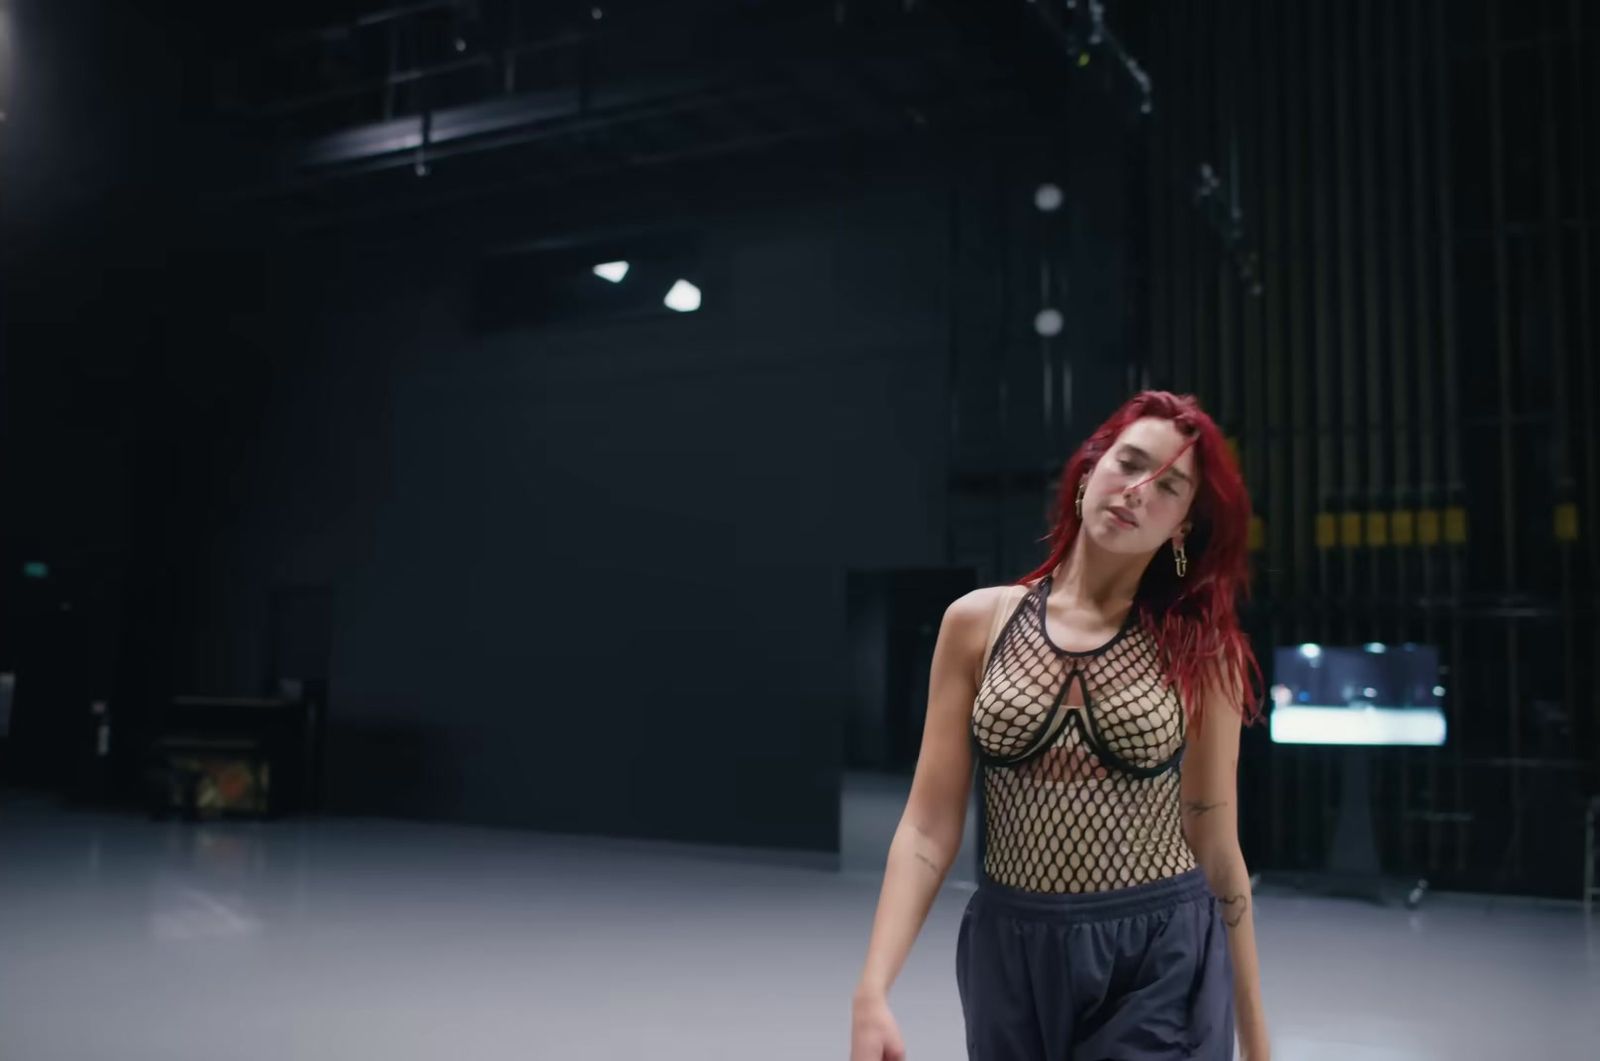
[972,576,1197,893]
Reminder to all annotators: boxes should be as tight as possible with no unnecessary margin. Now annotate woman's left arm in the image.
[1181,685,1269,1061]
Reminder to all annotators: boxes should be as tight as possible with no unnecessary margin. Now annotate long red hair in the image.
[1018,391,1262,727]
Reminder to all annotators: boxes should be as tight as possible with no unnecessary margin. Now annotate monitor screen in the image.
[1269,643,1447,746]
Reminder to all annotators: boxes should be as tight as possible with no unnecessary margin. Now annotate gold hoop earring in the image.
[1173,542,1188,578]
[1075,478,1087,519]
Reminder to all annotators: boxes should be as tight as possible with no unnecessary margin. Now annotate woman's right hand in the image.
[849,589,994,1061]
[850,990,906,1061]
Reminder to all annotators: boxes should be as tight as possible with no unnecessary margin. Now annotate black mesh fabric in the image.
[972,576,1196,894]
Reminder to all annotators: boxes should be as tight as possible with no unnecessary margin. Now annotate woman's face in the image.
[1080,416,1200,556]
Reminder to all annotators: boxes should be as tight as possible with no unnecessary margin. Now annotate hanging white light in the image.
[664,279,701,313]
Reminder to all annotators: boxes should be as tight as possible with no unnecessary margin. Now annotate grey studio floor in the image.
[2,780,1597,1061]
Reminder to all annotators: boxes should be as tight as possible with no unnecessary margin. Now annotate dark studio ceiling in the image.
[198,0,1151,234]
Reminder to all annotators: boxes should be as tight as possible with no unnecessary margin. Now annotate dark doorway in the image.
[266,585,334,814]
[845,568,977,774]
[841,568,983,882]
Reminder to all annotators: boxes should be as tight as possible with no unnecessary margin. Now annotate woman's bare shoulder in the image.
[943,584,1032,685]
[944,582,1032,634]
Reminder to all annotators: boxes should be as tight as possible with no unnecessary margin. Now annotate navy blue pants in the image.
[956,868,1234,1061]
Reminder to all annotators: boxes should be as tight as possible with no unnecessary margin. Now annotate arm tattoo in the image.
[1183,799,1228,818]
[1217,893,1249,928]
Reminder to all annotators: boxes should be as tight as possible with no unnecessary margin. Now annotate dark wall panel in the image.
[169,184,954,852]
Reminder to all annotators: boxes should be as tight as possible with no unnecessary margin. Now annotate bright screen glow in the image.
[1269,643,1446,747]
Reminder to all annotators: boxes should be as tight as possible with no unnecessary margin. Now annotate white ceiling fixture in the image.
[664,280,701,313]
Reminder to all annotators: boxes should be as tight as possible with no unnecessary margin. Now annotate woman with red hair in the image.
[850,392,1269,1060]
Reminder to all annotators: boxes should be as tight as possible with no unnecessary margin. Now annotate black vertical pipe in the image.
[1380,0,1410,867]
[993,159,1011,581]
[1311,0,1336,636]
[1229,0,1261,862]
[1570,0,1600,776]
[1330,0,1356,647]
[1215,0,1237,429]
[385,21,400,120]
[1173,1,1195,394]
[1286,0,1325,862]
[1540,0,1571,500]
[1384,0,1409,590]
[1239,0,1265,500]
[1236,0,1270,861]
[1256,0,1291,865]
[1485,0,1522,879]
[1192,0,1213,402]
[1286,0,1310,608]
[1150,10,1172,398]
[1539,0,1578,832]
[946,173,962,568]
[503,0,518,94]
[1355,0,1380,647]
[1408,0,1443,873]
[1040,258,1053,449]
[1431,0,1468,872]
